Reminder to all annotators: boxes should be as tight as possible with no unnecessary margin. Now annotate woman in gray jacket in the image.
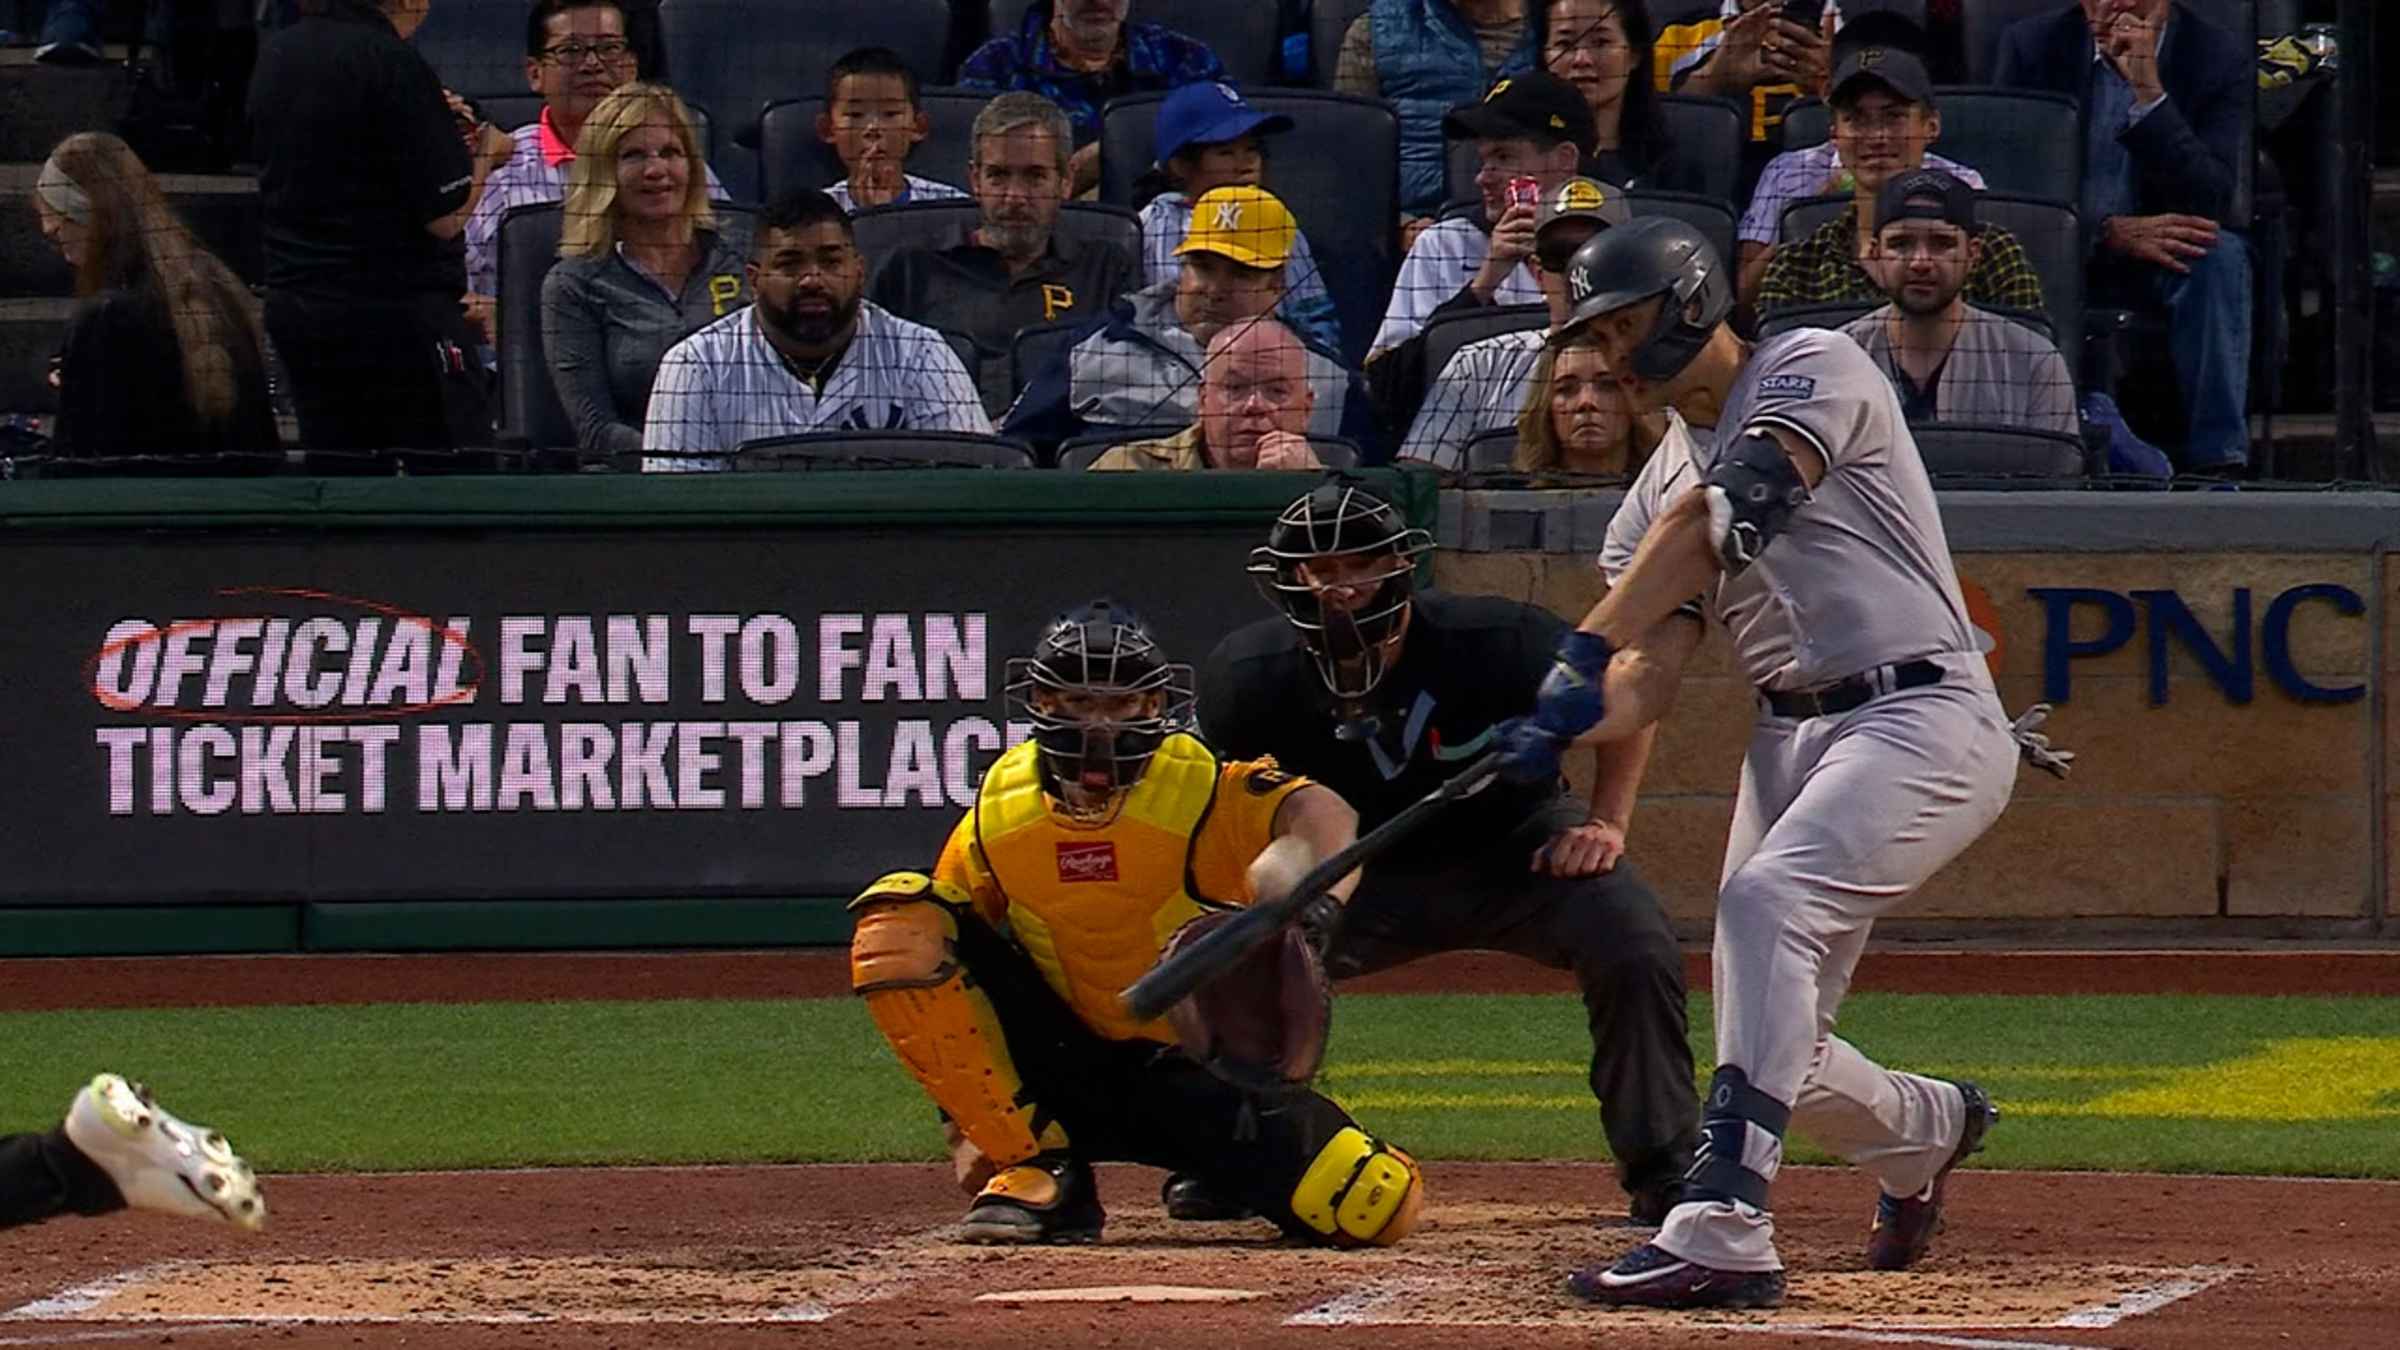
[540,83,749,454]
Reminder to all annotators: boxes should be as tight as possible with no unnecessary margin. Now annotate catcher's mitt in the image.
[1160,909,1332,1096]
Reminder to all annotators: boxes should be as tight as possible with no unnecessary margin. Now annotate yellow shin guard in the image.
[1289,1126,1425,1247]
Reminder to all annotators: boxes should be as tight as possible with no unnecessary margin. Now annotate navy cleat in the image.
[1567,1242,1786,1309]
[1866,1079,1998,1271]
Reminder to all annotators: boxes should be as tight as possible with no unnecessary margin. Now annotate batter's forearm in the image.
[1586,725,1658,826]
[1580,492,1719,652]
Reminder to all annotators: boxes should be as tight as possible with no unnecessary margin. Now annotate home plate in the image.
[976,1285,1267,1304]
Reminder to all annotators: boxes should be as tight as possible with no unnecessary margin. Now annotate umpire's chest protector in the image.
[973,736,1226,1043]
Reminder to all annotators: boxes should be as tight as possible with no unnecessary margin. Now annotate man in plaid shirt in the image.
[959,1,1226,195]
[1757,45,2045,322]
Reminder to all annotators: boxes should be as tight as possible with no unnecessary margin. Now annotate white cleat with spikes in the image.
[62,1074,266,1232]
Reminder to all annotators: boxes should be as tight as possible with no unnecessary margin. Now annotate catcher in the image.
[848,600,1425,1247]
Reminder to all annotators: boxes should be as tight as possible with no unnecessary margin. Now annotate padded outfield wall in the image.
[1,473,2392,953]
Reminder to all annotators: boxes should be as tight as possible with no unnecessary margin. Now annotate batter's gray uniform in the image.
[1598,327,2018,1274]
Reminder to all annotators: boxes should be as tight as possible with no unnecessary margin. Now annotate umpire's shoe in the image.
[1568,1243,1785,1309]
[1162,1172,1256,1222]
[960,1154,1104,1245]
[62,1074,266,1231]
[1866,1079,1998,1271]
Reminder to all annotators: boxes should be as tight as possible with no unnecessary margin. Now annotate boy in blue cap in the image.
[1139,82,1342,356]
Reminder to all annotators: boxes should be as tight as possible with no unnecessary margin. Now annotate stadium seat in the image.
[757,89,988,204]
[1628,190,1737,276]
[473,94,719,165]
[1961,0,2067,83]
[1756,301,1877,340]
[1419,303,1547,395]
[1771,89,2082,206]
[497,201,759,453]
[1461,424,1521,471]
[733,430,1035,469]
[659,0,951,194]
[0,167,261,295]
[0,297,72,415]
[1099,90,1399,366]
[1910,424,2090,486]
[989,1,1284,83]
[1308,0,1371,88]
[850,199,1143,292]
[1007,317,1096,403]
[1653,95,1744,204]
[1057,431,1361,471]
[407,1,528,100]
[1776,192,2080,350]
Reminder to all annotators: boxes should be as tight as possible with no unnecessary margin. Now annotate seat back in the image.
[1962,0,2073,83]
[1910,423,2088,486]
[1772,89,2082,206]
[1756,301,1878,340]
[991,0,1285,82]
[1628,190,1737,274]
[409,2,529,98]
[1309,0,1373,88]
[1007,317,1094,399]
[1461,424,1521,471]
[1420,304,1547,388]
[850,199,1142,291]
[757,88,987,203]
[1058,430,1360,471]
[734,430,1035,469]
[1100,90,1400,366]
[1653,95,1744,203]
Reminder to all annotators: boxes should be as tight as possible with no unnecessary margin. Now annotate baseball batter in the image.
[1493,216,2064,1308]
[849,601,1425,1248]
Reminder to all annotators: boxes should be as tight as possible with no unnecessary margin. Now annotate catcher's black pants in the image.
[955,912,1362,1241]
[0,1129,124,1230]
[1327,806,1701,1198]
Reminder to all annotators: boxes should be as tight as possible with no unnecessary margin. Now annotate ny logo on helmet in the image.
[1570,269,1594,301]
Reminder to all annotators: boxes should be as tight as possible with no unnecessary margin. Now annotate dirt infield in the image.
[0,946,2392,1011]
[1,1162,2393,1350]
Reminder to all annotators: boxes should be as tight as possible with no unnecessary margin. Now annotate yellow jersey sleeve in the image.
[1188,755,1316,907]
[933,811,1008,928]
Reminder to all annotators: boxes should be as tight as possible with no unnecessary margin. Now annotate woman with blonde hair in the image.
[1512,333,1669,476]
[541,81,749,454]
[33,132,276,460]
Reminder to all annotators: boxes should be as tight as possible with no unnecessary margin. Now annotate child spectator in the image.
[818,46,971,214]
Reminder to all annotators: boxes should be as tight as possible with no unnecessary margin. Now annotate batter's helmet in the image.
[1003,601,1195,821]
[1249,481,1434,700]
[1555,215,1733,384]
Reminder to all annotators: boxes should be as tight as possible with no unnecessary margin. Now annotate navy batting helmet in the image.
[1555,215,1733,383]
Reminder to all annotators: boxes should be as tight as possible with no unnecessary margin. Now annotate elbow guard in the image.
[1702,430,1811,576]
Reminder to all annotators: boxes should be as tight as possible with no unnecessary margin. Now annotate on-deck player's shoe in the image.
[1161,1171,1255,1221]
[959,1153,1104,1244]
[1866,1079,1997,1271]
[61,1074,265,1231]
[1568,1242,1786,1309]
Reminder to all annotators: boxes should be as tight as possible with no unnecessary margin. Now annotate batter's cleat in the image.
[62,1074,265,1232]
[1866,1079,1998,1271]
[959,1154,1104,1245]
[1161,1172,1255,1222]
[1568,1243,1787,1309]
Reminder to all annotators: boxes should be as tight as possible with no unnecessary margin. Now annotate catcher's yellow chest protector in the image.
[973,735,1225,1043]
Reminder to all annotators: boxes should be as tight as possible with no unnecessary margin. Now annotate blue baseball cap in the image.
[1153,82,1293,167]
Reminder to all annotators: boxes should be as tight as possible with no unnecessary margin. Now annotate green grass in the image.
[4,992,2397,1178]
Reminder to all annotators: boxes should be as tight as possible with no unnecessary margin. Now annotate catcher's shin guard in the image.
[850,872,1065,1167]
[1289,1126,1424,1247]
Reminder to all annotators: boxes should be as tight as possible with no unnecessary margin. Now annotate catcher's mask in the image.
[1249,482,1433,700]
[1003,600,1196,825]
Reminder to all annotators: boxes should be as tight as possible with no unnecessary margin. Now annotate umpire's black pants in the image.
[0,1129,123,1230]
[1326,805,1701,1198]
[955,911,1361,1241]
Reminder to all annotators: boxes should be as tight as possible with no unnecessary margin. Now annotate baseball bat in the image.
[1119,749,1502,1023]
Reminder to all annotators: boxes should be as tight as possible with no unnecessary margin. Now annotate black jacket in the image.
[1993,1,2250,226]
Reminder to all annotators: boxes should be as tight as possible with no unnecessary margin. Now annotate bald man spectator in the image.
[1085,319,1322,470]
[1334,0,1534,215]
[959,0,1226,196]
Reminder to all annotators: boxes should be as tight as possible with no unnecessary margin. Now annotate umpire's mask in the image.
[1250,482,1434,701]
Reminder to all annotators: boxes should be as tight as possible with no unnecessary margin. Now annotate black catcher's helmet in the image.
[1248,481,1434,700]
[1556,214,1734,383]
[1003,600,1196,821]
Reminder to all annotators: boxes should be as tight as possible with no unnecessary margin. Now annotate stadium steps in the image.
[0,56,130,163]
[0,295,71,414]
[0,165,261,295]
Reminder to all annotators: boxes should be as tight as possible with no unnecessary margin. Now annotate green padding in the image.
[0,469,1441,532]
[0,906,299,956]
[302,900,853,952]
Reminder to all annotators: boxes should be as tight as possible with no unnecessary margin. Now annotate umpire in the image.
[1198,481,1700,1222]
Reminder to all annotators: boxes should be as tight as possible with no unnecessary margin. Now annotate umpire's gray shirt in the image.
[1840,304,2078,437]
[1600,328,1980,691]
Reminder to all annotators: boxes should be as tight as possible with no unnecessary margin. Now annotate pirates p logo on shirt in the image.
[1041,283,1076,321]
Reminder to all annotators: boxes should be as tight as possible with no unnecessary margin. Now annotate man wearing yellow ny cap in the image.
[1002,184,1374,453]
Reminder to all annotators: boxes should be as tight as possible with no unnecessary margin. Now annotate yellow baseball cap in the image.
[1176,186,1299,270]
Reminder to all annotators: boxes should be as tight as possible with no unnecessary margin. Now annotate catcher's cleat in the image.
[960,1154,1104,1245]
[1567,1242,1785,1309]
[1161,1172,1256,1222]
[62,1074,265,1232]
[1866,1079,1997,1271]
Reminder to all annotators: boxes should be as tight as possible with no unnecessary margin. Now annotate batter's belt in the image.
[1760,659,1945,720]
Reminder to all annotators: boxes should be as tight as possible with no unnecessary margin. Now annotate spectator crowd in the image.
[7,0,2284,479]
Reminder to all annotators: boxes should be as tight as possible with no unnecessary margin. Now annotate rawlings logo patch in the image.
[1756,374,1817,400]
[1055,841,1118,883]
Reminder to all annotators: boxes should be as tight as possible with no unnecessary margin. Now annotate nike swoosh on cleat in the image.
[1599,1259,1695,1287]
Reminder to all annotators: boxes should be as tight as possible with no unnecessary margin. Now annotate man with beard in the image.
[1191,482,1700,1225]
[1840,171,2077,435]
[868,92,1137,414]
[1007,186,1367,450]
[641,190,991,467]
